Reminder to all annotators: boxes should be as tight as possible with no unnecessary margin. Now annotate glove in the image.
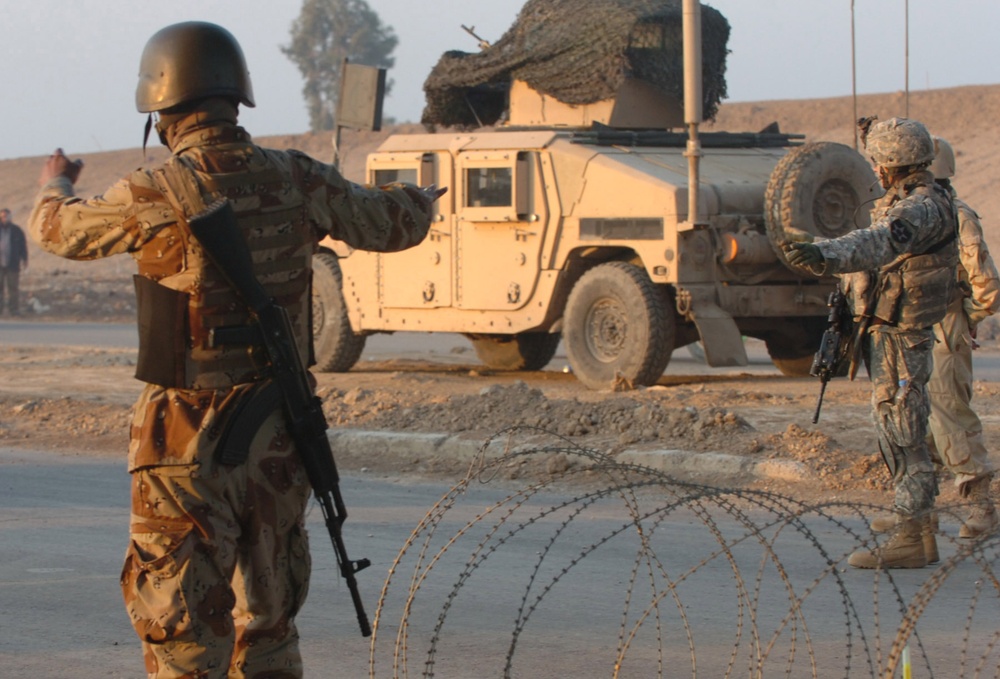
[783,242,825,268]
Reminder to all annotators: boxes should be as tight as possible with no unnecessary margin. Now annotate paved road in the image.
[6,319,1000,380]
[0,319,828,379]
[2,447,994,678]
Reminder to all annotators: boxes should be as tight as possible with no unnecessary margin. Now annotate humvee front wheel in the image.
[563,262,673,390]
[312,252,366,372]
[468,333,561,371]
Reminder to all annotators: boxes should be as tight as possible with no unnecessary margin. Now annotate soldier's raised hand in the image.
[783,242,825,268]
[420,184,448,202]
[39,148,84,186]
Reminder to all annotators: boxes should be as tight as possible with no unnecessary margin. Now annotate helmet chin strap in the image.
[878,166,892,190]
[142,114,153,156]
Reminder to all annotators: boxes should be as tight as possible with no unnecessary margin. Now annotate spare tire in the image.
[765,142,882,272]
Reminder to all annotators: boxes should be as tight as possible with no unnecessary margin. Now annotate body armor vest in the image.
[135,150,313,389]
[868,180,958,330]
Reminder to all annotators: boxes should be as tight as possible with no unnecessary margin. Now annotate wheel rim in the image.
[812,178,859,238]
[585,297,628,363]
[312,293,326,335]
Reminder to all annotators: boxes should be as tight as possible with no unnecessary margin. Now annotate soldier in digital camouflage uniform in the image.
[785,117,958,569]
[870,137,999,541]
[29,22,439,678]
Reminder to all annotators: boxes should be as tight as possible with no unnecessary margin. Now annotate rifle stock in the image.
[189,199,372,637]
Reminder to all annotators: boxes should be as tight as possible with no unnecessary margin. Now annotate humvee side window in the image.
[466,167,512,208]
[374,168,419,185]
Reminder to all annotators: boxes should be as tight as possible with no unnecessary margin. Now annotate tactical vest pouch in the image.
[872,271,903,325]
[215,381,283,465]
[134,274,189,387]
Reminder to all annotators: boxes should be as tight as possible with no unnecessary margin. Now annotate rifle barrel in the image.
[319,493,372,636]
[812,379,828,424]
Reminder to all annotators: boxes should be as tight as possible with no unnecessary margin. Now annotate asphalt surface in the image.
[2,447,994,678]
[6,319,1000,379]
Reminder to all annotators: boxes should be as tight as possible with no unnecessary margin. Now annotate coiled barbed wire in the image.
[368,426,1000,678]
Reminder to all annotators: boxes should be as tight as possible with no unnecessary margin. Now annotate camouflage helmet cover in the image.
[863,117,934,169]
[929,136,956,179]
[136,21,255,113]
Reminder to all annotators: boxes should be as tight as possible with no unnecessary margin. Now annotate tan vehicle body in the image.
[312,121,877,389]
[353,131,801,329]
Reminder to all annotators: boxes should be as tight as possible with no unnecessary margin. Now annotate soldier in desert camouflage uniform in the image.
[29,22,440,678]
[785,117,958,569]
[926,137,999,536]
[870,137,999,541]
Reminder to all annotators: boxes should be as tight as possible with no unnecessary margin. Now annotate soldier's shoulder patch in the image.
[889,219,913,244]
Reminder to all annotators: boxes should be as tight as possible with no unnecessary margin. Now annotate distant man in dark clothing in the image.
[0,208,29,315]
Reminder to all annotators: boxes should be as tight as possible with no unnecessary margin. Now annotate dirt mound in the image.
[336,380,753,447]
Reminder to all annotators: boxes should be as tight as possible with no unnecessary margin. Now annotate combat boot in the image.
[869,514,896,533]
[959,474,998,539]
[849,516,928,569]
[869,512,938,564]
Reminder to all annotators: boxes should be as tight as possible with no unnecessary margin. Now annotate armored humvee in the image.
[311,0,879,389]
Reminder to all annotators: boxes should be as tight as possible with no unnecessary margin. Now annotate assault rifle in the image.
[188,199,372,637]
[809,286,853,423]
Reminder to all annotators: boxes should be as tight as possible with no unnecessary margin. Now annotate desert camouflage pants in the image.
[868,326,938,516]
[120,406,313,679]
[927,299,994,489]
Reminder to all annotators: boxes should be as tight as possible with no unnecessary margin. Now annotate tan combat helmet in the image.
[136,21,255,113]
[929,136,956,179]
[864,117,934,169]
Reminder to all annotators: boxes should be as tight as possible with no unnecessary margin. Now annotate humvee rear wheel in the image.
[769,354,815,378]
[468,333,561,371]
[564,262,673,390]
[312,252,366,372]
[765,141,880,272]
[764,318,826,377]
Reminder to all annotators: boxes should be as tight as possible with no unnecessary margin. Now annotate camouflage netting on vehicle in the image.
[421,0,730,129]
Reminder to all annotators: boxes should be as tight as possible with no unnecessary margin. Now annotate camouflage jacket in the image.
[815,170,958,330]
[29,112,433,471]
[30,122,432,272]
[953,195,1000,327]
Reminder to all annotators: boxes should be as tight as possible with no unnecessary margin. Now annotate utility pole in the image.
[851,0,912,146]
[851,0,858,150]
[905,0,910,116]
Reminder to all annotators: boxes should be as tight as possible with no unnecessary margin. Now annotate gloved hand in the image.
[420,184,448,202]
[783,242,825,268]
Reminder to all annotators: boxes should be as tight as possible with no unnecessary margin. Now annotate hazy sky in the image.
[0,0,996,160]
